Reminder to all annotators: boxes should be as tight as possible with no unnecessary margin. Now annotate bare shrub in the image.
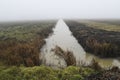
[53,46,76,66]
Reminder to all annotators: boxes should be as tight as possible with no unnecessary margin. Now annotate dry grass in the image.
[86,38,119,57]
[77,20,120,32]
[52,46,76,66]
[0,37,45,66]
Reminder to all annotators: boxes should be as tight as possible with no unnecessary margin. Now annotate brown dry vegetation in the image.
[65,21,120,58]
[86,38,119,57]
[0,21,56,66]
[0,37,44,66]
[53,46,76,66]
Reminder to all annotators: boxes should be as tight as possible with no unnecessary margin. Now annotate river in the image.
[40,19,120,68]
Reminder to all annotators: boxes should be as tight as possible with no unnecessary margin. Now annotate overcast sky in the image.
[0,0,120,21]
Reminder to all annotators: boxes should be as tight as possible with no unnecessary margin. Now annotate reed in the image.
[53,46,76,66]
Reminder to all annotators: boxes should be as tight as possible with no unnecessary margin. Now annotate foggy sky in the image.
[0,0,120,21]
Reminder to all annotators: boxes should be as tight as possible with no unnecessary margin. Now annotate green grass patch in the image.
[0,65,96,80]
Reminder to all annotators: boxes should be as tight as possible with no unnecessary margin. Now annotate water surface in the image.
[41,19,120,68]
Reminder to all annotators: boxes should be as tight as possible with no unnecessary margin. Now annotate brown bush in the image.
[53,46,76,66]
[0,37,44,66]
[86,38,119,57]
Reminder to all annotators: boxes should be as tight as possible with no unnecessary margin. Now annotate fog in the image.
[0,0,120,21]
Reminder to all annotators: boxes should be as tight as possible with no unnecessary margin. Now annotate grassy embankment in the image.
[0,21,56,66]
[0,45,100,80]
[0,46,120,80]
[66,20,120,58]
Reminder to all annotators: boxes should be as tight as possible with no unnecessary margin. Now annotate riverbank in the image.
[40,19,86,68]
[65,20,120,58]
[0,21,56,66]
[0,45,120,80]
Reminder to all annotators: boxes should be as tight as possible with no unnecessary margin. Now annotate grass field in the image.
[76,20,120,32]
[0,21,56,41]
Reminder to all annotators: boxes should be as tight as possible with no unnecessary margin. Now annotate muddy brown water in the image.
[40,19,120,68]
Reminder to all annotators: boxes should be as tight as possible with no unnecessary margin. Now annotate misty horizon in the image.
[0,0,120,22]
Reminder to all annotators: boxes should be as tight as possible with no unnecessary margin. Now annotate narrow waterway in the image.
[40,19,120,68]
